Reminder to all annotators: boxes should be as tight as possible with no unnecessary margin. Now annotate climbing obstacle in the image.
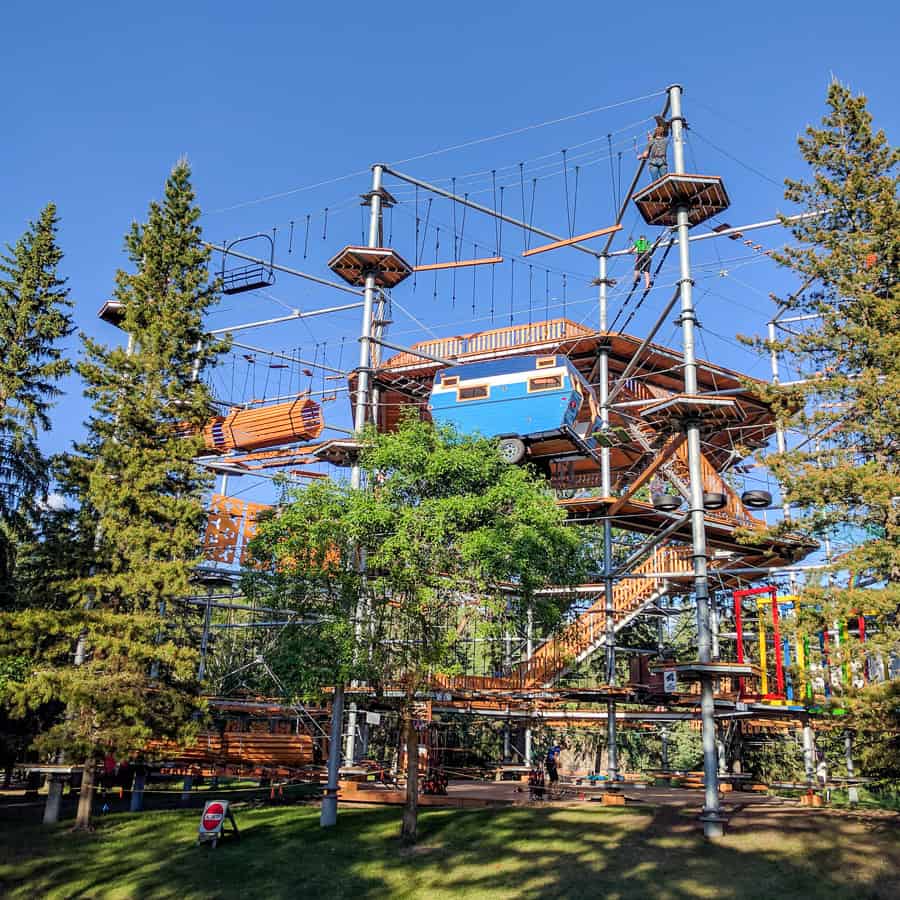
[202,395,324,453]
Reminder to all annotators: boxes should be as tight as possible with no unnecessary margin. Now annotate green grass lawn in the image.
[1,802,898,899]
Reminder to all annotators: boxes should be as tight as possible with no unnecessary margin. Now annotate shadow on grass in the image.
[1,800,898,899]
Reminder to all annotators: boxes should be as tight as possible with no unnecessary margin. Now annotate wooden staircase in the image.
[439,543,695,693]
[516,543,692,687]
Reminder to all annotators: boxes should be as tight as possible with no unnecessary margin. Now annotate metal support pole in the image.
[344,702,358,765]
[668,83,723,838]
[336,164,386,800]
[768,320,792,523]
[845,731,858,804]
[524,605,533,763]
[320,683,345,827]
[197,589,213,681]
[802,717,815,786]
[351,163,384,481]
[597,253,618,787]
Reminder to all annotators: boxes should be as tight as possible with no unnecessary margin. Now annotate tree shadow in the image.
[2,800,898,899]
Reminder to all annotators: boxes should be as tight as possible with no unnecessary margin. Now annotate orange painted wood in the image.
[413,256,504,272]
[521,224,622,257]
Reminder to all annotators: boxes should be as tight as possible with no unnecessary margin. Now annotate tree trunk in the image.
[74,761,95,830]
[400,713,419,845]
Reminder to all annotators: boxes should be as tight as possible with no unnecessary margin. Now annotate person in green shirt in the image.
[632,234,653,289]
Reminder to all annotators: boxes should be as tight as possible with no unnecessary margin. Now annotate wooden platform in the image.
[649,660,761,680]
[632,174,730,227]
[327,246,413,288]
[97,300,126,327]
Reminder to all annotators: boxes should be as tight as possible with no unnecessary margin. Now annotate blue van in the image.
[428,354,602,463]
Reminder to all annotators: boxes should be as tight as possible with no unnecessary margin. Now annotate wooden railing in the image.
[383,318,594,369]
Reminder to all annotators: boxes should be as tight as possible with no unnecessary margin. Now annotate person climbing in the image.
[639,116,671,181]
[632,234,653,290]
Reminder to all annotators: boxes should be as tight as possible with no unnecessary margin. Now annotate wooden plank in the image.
[413,256,503,272]
[521,224,622,258]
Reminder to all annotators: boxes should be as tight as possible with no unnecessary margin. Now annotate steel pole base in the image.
[320,789,338,828]
[699,810,728,839]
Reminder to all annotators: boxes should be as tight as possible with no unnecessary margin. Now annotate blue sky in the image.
[3,1,897,514]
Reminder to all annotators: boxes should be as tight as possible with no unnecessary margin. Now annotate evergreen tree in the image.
[0,204,73,604]
[748,83,899,758]
[248,417,591,844]
[0,160,225,829]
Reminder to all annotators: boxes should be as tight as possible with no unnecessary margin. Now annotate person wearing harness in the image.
[632,234,653,290]
[639,115,671,181]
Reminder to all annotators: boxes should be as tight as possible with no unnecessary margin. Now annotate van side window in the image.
[441,376,459,387]
[536,356,556,368]
[458,384,489,401]
[528,375,563,391]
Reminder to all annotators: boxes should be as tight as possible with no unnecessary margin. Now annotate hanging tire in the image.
[741,489,772,509]
[703,491,727,511]
[556,488,576,499]
[498,438,526,464]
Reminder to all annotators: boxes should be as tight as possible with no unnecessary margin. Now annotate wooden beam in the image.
[413,256,503,272]
[521,224,622,258]
[607,433,686,516]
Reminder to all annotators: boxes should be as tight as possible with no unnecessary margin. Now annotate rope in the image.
[433,228,440,300]
[571,166,580,236]
[691,128,783,189]
[472,243,478,316]
[617,238,677,334]
[519,163,528,249]
[389,88,666,166]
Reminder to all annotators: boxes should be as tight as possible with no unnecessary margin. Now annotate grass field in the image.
[1,802,898,899]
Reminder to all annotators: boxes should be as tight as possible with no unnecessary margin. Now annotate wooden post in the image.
[74,761,95,830]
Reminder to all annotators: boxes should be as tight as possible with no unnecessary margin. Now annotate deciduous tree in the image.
[248,417,591,843]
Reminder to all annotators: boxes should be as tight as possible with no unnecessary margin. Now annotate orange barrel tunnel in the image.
[203,395,324,453]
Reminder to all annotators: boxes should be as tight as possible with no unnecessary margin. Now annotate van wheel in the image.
[498,438,526,464]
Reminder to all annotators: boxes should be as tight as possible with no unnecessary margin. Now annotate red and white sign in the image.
[201,802,226,832]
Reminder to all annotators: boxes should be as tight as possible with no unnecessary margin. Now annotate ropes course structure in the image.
[95,83,892,834]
